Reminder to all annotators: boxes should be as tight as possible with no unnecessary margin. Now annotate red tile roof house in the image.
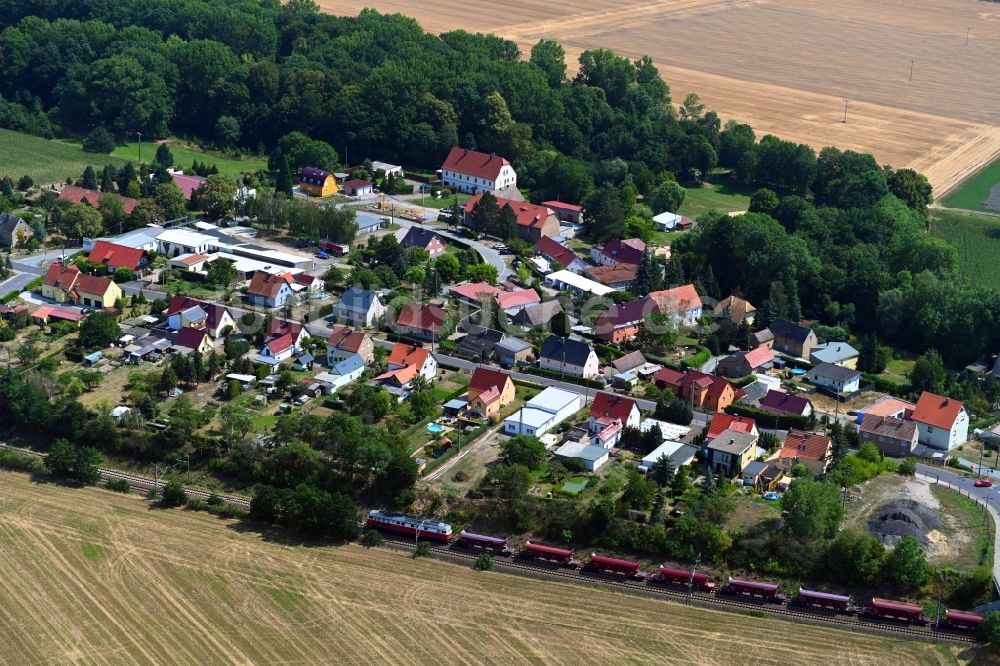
[461,194,560,242]
[540,200,584,225]
[593,285,702,343]
[326,326,374,365]
[590,238,646,267]
[440,146,517,195]
[588,393,640,446]
[581,264,637,290]
[376,343,439,387]
[707,414,759,440]
[246,272,295,308]
[759,390,813,417]
[716,345,774,379]
[87,240,149,273]
[776,430,833,475]
[467,367,515,419]
[909,391,969,451]
[172,326,213,355]
[392,303,449,341]
[171,172,208,201]
[654,367,735,412]
[58,186,138,215]
[395,227,446,257]
[266,318,308,351]
[292,273,324,293]
[448,282,540,314]
[535,236,587,273]
[258,332,295,365]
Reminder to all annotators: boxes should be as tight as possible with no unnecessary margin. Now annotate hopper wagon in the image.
[791,588,851,612]
[944,609,983,631]
[456,530,512,556]
[656,566,716,591]
[866,598,929,625]
[720,577,785,603]
[519,541,578,567]
[586,553,646,580]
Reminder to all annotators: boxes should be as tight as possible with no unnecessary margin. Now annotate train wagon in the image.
[720,577,785,602]
[867,598,929,625]
[456,530,512,556]
[519,541,578,567]
[365,510,453,542]
[791,588,851,612]
[656,566,716,591]
[586,553,647,580]
[945,609,983,631]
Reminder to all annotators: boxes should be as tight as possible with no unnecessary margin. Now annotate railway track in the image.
[1,444,253,509]
[377,535,978,646]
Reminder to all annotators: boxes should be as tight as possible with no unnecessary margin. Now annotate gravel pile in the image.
[868,499,942,548]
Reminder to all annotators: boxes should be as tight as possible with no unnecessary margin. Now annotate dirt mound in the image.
[868,499,943,548]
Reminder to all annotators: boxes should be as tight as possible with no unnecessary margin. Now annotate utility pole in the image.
[687,552,702,605]
[135,131,143,165]
[842,99,849,124]
[909,59,915,82]
[935,570,947,628]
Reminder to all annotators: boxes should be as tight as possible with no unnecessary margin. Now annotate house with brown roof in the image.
[512,299,563,328]
[713,296,756,326]
[859,415,918,457]
[88,240,148,273]
[590,238,646,267]
[759,390,813,417]
[910,391,969,450]
[594,285,702,343]
[59,186,138,214]
[467,367,515,419]
[611,350,647,376]
[461,194,559,242]
[173,327,213,354]
[40,264,122,308]
[327,326,373,365]
[717,345,774,378]
[393,303,448,341]
[777,430,832,475]
[247,272,294,308]
[440,147,517,194]
[581,264,637,290]
[654,368,735,412]
[166,296,236,338]
[535,236,587,273]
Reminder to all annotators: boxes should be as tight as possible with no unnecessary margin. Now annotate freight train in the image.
[363,513,982,633]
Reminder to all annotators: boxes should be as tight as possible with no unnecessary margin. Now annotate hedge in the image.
[523,366,604,389]
[680,346,710,368]
[861,373,908,395]
[725,402,814,430]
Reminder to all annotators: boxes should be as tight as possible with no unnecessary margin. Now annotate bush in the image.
[414,541,432,558]
[82,127,115,154]
[105,478,131,493]
[474,552,495,571]
[160,478,187,507]
[185,497,206,511]
[360,530,385,548]
[898,458,916,476]
[0,447,45,473]
[207,493,224,507]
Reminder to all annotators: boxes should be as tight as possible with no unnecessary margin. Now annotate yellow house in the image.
[468,367,515,419]
[299,167,337,197]
[41,263,122,308]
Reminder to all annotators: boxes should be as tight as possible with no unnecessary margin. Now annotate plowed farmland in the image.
[0,471,963,665]
[319,0,1000,197]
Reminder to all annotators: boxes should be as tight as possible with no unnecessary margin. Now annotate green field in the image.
[112,140,267,179]
[930,210,1000,288]
[0,129,123,186]
[678,174,752,218]
[940,155,1000,210]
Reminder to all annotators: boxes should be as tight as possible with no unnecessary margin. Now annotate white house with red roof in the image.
[166,296,236,338]
[588,392,641,447]
[910,391,969,450]
[535,236,587,273]
[440,147,517,194]
[88,240,149,273]
[467,367,515,419]
[259,333,295,364]
[461,194,559,242]
[707,414,758,440]
[247,272,295,308]
[376,343,438,389]
[590,238,646,267]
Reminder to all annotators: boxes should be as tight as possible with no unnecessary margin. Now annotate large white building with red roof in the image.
[440,146,517,194]
[910,391,969,450]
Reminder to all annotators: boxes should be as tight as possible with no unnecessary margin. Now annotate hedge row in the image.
[724,402,815,430]
[862,373,908,395]
[522,367,604,389]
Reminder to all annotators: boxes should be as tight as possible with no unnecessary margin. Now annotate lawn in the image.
[677,174,752,218]
[929,210,1000,288]
[417,193,469,209]
[0,471,952,665]
[940,154,1000,210]
[112,140,268,179]
[0,128,124,186]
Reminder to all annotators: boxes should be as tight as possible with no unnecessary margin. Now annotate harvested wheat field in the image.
[0,471,970,665]
[320,0,1000,196]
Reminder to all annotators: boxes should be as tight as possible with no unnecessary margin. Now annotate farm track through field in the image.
[0,471,961,665]
[320,0,1000,198]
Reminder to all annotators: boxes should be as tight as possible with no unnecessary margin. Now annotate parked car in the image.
[440,208,452,215]
[975,478,993,487]
[316,250,329,259]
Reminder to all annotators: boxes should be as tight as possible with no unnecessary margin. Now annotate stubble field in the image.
[0,471,966,665]
[320,0,1000,197]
